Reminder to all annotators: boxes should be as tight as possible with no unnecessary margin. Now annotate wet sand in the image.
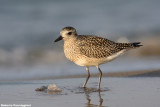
[0,69,160,107]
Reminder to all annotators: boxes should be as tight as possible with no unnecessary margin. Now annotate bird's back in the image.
[77,35,141,58]
[77,35,116,58]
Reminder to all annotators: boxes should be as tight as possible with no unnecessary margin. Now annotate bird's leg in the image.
[96,66,102,90]
[83,67,90,88]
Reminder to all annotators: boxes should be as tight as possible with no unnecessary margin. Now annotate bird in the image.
[54,26,142,90]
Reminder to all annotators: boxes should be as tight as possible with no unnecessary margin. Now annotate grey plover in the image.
[54,26,142,90]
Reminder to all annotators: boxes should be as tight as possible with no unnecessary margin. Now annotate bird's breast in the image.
[64,41,79,62]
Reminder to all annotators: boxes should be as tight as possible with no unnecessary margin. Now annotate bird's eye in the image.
[68,32,72,35]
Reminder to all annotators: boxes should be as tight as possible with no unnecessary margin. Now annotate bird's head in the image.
[54,26,77,42]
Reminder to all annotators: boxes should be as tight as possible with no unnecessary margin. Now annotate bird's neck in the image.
[64,37,77,48]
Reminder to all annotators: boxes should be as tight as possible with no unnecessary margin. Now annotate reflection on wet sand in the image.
[35,84,109,106]
[83,88,107,107]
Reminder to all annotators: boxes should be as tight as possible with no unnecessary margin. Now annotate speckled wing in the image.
[77,35,118,58]
[77,35,139,58]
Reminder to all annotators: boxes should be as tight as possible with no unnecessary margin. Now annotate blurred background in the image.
[0,0,160,81]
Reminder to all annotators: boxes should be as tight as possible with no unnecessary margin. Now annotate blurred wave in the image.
[0,0,160,48]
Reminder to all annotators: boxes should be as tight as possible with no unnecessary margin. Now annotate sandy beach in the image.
[0,69,160,107]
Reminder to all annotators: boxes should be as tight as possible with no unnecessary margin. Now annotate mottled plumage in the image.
[54,26,142,90]
[77,35,141,58]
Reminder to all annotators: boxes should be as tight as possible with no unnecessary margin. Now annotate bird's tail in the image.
[116,42,142,50]
[130,42,143,48]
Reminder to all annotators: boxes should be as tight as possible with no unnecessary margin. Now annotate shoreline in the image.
[24,68,160,80]
[1,69,159,82]
[52,69,160,79]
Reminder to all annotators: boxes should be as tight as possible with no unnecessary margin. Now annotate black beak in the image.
[54,36,63,42]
